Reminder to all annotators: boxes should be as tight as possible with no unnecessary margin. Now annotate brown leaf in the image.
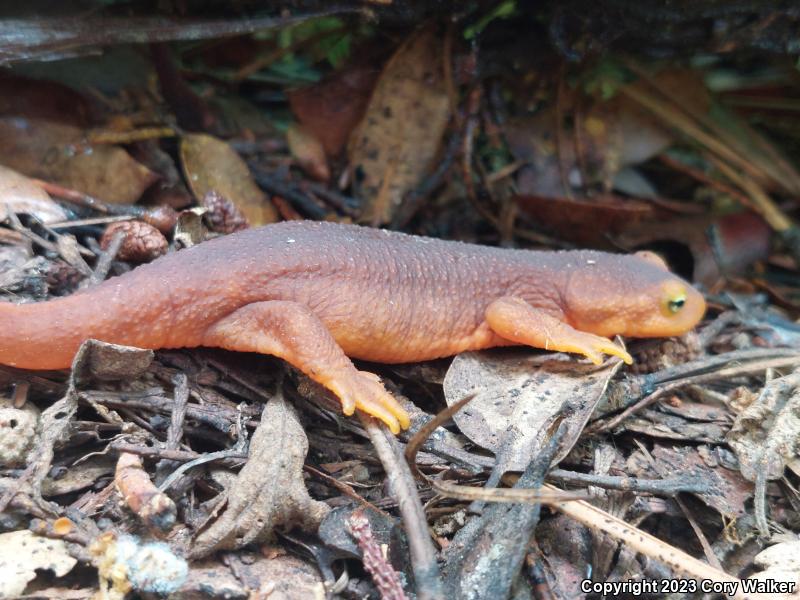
[443,350,620,473]
[190,392,330,558]
[0,164,67,223]
[0,117,158,204]
[286,122,330,181]
[614,211,772,286]
[347,27,450,225]
[513,193,656,247]
[0,74,91,127]
[180,132,277,227]
[288,65,378,158]
[649,445,752,518]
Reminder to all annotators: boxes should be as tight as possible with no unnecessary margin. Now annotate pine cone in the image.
[201,191,249,234]
[100,220,169,263]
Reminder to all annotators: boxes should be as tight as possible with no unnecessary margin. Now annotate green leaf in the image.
[464,0,518,40]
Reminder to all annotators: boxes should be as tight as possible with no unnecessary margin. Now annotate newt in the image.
[0,220,706,433]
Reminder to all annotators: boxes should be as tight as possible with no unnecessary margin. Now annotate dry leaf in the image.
[622,405,729,444]
[746,542,800,598]
[183,553,325,600]
[42,455,115,496]
[0,117,157,204]
[0,74,90,127]
[0,164,67,223]
[180,132,277,227]
[513,193,656,247]
[628,445,753,518]
[347,27,449,225]
[443,350,620,473]
[178,560,246,598]
[191,392,330,558]
[287,122,330,181]
[726,369,800,482]
[288,65,377,158]
[173,206,209,248]
[507,92,673,199]
[0,530,77,598]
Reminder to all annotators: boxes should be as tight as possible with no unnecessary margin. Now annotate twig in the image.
[304,182,360,216]
[359,414,444,600]
[304,465,388,516]
[250,168,328,219]
[405,395,587,505]
[0,9,363,65]
[110,442,244,463]
[31,179,179,233]
[658,154,752,207]
[47,215,133,229]
[549,484,753,599]
[157,448,247,493]
[633,439,723,570]
[548,469,711,496]
[708,154,793,233]
[165,374,189,451]
[114,452,177,532]
[88,229,123,285]
[754,469,769,537]
[592,348,800,433]
[403,392,753,598]
[5,210,93,260]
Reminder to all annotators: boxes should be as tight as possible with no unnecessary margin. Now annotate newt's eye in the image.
[660,281,688,316]
[667,295,686,313]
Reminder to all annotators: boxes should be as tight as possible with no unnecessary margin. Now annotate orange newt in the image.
[0,220,705,433]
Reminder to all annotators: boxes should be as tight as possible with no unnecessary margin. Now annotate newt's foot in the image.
[560,332,633,366]
[485,296,634,367]
[330,371,411,434]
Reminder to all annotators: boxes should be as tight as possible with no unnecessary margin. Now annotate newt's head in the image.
[563,251,706,338]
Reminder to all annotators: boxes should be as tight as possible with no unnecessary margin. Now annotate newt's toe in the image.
[565,333,633,365]
[330,371,410,434]
[604,343,633,365]
[356,397,402,434]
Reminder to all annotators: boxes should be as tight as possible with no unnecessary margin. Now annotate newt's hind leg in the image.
[485,296,632,365]
[202,301,410,433]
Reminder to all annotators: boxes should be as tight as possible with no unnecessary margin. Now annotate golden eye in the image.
[667,294,686,314]
[661,281,688,317]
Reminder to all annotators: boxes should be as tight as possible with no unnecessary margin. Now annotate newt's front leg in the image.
[485,296,633,365]
[202,301,410,433]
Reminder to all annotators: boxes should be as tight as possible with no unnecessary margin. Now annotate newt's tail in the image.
[0,282,170,370]
[0,296,103,369]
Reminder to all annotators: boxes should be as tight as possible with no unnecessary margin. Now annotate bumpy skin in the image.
[0,221,706,433]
